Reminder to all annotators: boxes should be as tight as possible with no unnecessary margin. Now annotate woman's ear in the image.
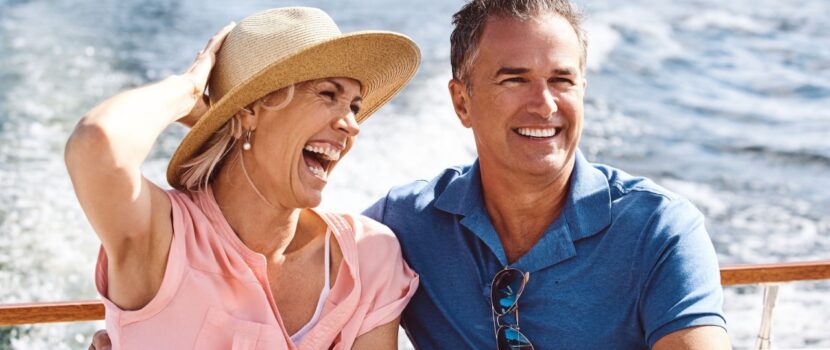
[237,105,258,133]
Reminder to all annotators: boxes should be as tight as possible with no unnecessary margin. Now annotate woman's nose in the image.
[334,110,360,137]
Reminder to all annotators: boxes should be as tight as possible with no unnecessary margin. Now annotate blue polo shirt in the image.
[364,151,726,349]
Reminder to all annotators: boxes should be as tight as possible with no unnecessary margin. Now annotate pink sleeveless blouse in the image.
[95,188,419,349]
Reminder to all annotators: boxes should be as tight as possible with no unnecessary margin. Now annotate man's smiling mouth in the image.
[514,127,562,139]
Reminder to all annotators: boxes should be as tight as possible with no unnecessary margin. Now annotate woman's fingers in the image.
[199,21,236,55]
[179,93,210,127]
[90,329,112,350]
[176,22,235,126]
[186,22,236,89]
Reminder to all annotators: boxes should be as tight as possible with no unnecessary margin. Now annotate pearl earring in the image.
[243,130,252,151]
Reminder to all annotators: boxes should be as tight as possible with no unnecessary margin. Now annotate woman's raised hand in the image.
[177,22,236,127]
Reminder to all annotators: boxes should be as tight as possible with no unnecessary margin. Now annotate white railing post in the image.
[754,284,781,350]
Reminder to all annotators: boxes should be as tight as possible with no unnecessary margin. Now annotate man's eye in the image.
[500,77,526,84]
[350,104,360,114]
[550,78,575,85]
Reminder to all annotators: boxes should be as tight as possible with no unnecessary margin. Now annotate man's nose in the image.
[526,81,558,118]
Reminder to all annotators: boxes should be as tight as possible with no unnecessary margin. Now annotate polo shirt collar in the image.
[434,160,485,216]
[434,150,612,271]
[563,150,613,241]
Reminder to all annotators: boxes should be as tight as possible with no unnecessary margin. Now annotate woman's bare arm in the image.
[351,318,401,350]
[64,23,234,310]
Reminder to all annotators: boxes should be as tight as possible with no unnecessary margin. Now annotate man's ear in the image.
[448,79,473,129]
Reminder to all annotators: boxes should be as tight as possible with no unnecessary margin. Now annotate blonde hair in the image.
[178,84,296,190]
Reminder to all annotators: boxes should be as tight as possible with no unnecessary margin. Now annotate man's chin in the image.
[508,158,568,178]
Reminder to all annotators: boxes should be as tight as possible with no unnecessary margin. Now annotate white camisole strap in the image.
[289,227,332,344]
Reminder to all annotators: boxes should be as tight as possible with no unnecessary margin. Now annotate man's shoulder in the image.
[588,162,704,231]
[384,164,472,209]
[364,164,472,241]
[592,162,684,205]
[590,162,704,238]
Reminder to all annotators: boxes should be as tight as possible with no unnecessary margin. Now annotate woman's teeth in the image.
[517,127,559,138]
[308,165,327,180]
[303,144,341,161]
[303,143,342,181]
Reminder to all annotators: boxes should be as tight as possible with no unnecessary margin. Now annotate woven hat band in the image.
[210,7,343,103]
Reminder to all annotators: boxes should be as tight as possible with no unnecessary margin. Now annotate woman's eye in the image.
[350,105,360,114]
[320,91,336,100]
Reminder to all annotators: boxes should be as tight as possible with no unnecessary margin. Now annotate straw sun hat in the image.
[167,7,420,188]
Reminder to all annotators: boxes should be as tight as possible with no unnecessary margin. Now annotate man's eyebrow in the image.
[553,68,578,76]
[494,67,578,77]
[494,67,529,77]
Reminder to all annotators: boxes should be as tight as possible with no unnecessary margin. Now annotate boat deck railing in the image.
[2,260,829,349]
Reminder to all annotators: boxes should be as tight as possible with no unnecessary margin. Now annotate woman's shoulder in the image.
[165,188,221,224]
[166,188,201,207]
[319,212,407,274]
[324,212,401,251]
[321,211,417,299]
[314,213,418,344]
[163,188,253,271]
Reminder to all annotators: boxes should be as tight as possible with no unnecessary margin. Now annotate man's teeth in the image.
[307,165,327,180]
[517,127,558,138]
[304,144,341,161]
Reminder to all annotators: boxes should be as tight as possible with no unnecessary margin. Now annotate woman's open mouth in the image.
[302,142,341,181]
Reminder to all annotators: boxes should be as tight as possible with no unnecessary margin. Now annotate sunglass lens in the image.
[491,269,526,315]
[497,326,534,350]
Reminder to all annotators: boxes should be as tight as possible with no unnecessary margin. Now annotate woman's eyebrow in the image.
[323,79,344,94]
[322,79,361,102]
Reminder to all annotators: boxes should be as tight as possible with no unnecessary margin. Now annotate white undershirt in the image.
[289,229,332,344]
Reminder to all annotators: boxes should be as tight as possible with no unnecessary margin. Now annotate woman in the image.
[66,7,420,349]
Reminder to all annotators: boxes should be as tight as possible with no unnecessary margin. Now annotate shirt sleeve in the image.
[362,194,388,223]
[350,215,419,336]
[94,190,190,326]
[638,198,727,347]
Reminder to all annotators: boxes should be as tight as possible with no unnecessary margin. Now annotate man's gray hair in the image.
[450,0,588,85]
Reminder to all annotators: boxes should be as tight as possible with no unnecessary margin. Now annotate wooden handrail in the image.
[720,260,830,286]
[0,300,103,326]
[1,261,828,326]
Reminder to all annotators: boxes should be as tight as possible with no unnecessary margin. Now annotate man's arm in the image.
[639,198,728,347]
[653,325,731,350]
[362,195,387,223]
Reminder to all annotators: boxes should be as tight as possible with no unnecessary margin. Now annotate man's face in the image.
[450,13,586,180]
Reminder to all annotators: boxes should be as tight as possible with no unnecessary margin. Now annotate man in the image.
[363,0,730,349]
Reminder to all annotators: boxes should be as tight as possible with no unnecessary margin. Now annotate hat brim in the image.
[166,31,420,188]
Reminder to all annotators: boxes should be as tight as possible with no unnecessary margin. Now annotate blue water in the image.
[0,0,827,348]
